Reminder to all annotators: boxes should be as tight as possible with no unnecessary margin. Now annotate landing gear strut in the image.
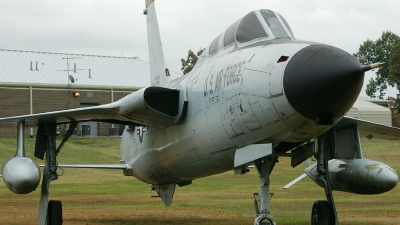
[313,130,338,225]
[253,157,278,225]
[35,122,76,225]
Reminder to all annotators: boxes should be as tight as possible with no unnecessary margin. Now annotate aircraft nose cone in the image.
[283,44,364,125]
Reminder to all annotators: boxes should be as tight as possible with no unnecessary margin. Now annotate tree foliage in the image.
[389,40,400,88]
[387,96,400,126]
[353,31,400,100]
[181,48,205,75]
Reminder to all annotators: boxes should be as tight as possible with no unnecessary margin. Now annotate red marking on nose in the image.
[277,56,289,63]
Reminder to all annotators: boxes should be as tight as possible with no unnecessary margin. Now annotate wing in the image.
[0,86,185,129]
[335,116,400,140]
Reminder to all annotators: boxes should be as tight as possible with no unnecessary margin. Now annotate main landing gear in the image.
[34,122,76,225]
[311,130,338,225]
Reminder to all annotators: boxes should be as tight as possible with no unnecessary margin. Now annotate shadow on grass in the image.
[69,217,242,225]
[80,217,400,225]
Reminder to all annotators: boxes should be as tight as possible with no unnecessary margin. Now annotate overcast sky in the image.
[1,0,399,97]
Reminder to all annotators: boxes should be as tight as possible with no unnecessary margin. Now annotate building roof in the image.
[357,96,390,108]
[0,49,181,89]
[346,97,392,126]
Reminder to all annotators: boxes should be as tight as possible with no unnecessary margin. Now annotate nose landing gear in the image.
[253,157,278,225]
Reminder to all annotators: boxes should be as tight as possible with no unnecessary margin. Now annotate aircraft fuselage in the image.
[121,40,338,185]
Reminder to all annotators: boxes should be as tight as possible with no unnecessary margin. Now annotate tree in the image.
[387,97,400,127]
[389,40,400,88]
[353,31,400,99]
[181,48,204,75]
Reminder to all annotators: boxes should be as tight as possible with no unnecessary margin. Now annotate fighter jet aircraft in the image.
[1,0,399,224]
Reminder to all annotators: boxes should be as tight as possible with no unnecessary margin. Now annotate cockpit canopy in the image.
[207,9,294,55]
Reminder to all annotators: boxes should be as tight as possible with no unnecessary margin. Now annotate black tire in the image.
[48,200,63,225]
[311,200,333,225]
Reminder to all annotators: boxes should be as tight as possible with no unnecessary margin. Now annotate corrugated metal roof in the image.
[346,98,392,126]
[358,96,389,102]
[358,96,390,106]
[0,49,181,88]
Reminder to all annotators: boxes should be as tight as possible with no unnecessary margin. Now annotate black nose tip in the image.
[283,44,364,125]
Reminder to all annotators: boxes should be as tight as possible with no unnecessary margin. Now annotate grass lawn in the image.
[0,137,399,224]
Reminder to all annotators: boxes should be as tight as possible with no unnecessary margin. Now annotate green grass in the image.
[0,137,399,224]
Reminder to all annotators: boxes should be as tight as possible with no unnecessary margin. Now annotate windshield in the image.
[236,12,268,43]
[260,10,290,38]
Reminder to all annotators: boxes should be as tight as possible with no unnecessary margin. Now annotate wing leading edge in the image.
[0,86,184,130]
[335,116,400,140]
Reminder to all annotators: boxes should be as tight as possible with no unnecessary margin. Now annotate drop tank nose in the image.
[283,44,364,125]
[2,156,41,194]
